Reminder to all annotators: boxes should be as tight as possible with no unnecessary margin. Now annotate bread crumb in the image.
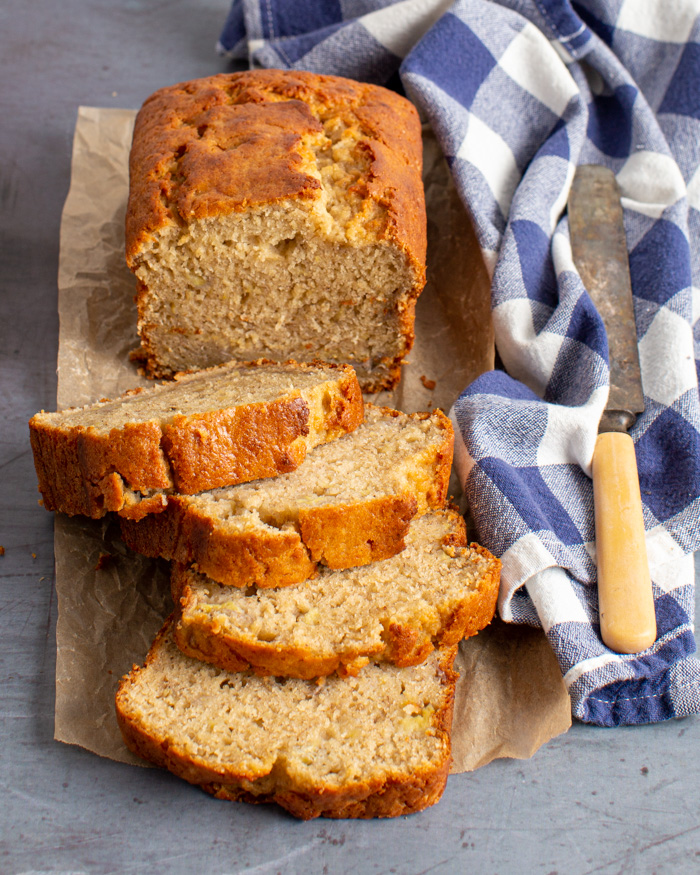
[420,375,436,391]
[32,553,37,559]
[0,546,4,555]
[95,552,114,571]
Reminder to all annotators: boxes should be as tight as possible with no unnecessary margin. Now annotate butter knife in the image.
[568,165,656,654]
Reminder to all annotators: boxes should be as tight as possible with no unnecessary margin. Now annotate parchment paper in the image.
[53,106,571,772]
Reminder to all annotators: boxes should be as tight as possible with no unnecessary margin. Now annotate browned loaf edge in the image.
[169,512,502,679]
[125,70,426,389]
[119,407,454,587]
[28,360,363,520]
[202,763,451,820]
[115,619,457,820]
[121,493,418,589]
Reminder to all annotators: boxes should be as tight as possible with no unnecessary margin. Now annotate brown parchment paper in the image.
[53,106,571,772]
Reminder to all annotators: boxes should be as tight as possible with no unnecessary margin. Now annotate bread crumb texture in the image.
[119,405,454,586]
[171,509,501,678]
[28,360,362,518]
[116,618,457,818]
[188,406,450,521]
[125,70,427,390]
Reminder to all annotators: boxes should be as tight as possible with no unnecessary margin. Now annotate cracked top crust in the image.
[125,69,426,278]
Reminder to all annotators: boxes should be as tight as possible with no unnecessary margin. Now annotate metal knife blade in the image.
[567,165,656,654]
[568,165,644,433]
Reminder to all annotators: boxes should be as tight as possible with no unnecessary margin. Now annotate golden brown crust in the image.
[123,499,318,589]
[127,98,323,255]
[122,491,420,590]
[115,622,457,820]
[126,70,425,269]
[170,581,378,679]
[119,405,453,586]
[119,694,451,820]
[203,757,451,820]
[298,494,418,568]
[169,520,501,680]
[29,419,173,518]
[307,362,365,440]
[29,360,363,519]
[162,394,311,494]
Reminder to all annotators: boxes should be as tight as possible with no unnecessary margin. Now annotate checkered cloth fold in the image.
[219,0,700,726]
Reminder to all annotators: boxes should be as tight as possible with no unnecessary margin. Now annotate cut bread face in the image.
[116,617,457,820]
[125,71,427,391]
[29,360,362,519]
[119,405,454,587]
[170,509,501,679]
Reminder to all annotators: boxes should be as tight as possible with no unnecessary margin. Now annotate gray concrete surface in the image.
[2,2,699,872]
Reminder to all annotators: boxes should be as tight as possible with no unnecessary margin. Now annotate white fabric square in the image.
[527,565,592,630]
[693,284,700,326]
[620,197,669,221]
[498,22,580,117]
[687,163,700,212]
[493,298,565,393]
[499,532,559,619]
[617,0,698,44]
[617,151,686,218]
[456,113,520,217]
[360,0,453,57]
[646,533,694,592]
[536,388,607,470]
[638,306,697,406]
[564,652,623,687]
[552,225,577,277]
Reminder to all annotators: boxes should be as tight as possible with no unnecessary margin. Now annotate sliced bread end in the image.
[116,617,457,820]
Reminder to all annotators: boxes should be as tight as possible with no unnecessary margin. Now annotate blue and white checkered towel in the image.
[219,0,700,727]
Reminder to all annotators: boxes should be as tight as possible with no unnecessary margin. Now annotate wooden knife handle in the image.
[592,431,656,653]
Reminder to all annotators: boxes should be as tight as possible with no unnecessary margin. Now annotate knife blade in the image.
[568,165,656,654]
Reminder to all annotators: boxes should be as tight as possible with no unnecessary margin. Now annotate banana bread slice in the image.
[170,509,500,679]
[116,617,458,820]
[125,70,426,391]
[119,405,453,587]
[29,360,362,520]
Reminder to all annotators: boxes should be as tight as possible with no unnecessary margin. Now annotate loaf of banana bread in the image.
[125,69,427,391]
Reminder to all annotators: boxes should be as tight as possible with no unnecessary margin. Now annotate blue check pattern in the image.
[219,0,700,726]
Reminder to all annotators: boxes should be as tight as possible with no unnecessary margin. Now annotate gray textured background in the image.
[2,2,699,872]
